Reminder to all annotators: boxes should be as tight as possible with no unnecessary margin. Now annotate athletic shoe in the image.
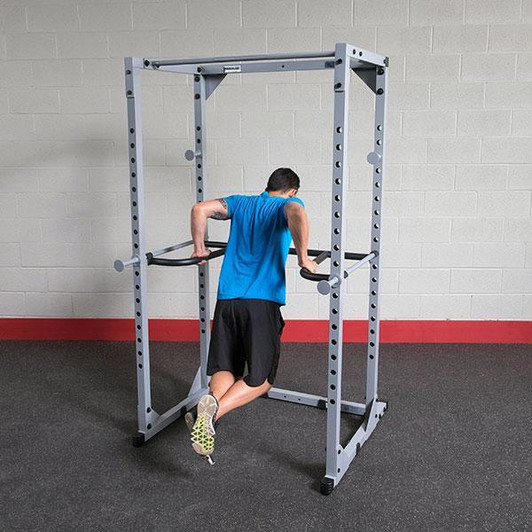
[185,407,220,433]
[190,393,219,462]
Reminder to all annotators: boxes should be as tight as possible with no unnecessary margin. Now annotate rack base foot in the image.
[320,477,334,496]
[132,432,145,447]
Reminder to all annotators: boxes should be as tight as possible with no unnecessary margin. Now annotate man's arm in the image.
[190,198,229,262]
[284,202,318,274]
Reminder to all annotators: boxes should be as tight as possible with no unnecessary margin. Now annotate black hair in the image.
[265,167,300,192]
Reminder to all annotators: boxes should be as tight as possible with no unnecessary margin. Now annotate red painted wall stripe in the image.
[0,318,530,343]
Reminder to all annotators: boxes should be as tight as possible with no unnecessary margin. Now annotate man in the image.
[186,167,318,464]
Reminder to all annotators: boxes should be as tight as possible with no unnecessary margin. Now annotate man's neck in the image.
[266,190,293,199]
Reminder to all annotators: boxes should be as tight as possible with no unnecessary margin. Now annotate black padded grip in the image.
[299,251,330,281]
[146,247,225,266]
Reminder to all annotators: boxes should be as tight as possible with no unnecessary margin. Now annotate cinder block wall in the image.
[1,0,531,320]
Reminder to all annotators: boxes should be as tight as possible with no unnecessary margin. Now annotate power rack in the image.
[114,43,389,495]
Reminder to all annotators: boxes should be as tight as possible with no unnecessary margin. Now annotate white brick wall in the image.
[0,0,530,320]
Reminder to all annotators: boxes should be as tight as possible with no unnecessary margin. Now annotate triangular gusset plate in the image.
[205,74,227,99]
[353,67,376,93]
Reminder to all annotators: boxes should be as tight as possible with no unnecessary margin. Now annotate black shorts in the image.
[207,298,285,387]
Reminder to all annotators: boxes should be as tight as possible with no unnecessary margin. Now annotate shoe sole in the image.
[186,411,220,434]
[184,412,195,432]
[190,394,218,457]
[186,411,214,463]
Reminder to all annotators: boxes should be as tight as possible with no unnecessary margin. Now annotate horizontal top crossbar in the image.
[150,50,335,67]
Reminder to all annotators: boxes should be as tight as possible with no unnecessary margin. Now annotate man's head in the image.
[265,167,300,198]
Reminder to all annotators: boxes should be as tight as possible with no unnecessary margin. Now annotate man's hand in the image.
[299,256,318,274]
[191,247,211,265]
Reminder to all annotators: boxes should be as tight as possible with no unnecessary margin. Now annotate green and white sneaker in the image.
[190,393,219,465]
[185,407,220,433]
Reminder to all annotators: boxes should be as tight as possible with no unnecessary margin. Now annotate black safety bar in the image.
[146,240,371,283]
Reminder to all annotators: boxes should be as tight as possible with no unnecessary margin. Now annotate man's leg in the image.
[208,370,236,402]
[216,378,272,419]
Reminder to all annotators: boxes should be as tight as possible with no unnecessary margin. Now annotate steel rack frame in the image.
[115,43,389,495]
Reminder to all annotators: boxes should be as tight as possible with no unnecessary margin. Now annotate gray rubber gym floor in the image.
[1,340,530,531]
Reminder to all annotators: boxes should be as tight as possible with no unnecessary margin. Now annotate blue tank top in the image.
[216,192,305,306]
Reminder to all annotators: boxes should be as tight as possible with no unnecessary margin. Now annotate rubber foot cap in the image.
[320,477,334,496]
[132,433,145,447]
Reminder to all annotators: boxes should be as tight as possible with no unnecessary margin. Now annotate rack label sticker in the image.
[224,65,242,73]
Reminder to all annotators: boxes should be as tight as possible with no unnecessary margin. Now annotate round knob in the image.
[114,259,125,272]
[367,151,381,165]
[317,280,332,295]
[184,149,195,161]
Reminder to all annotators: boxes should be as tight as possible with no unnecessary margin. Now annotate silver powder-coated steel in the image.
[116,45,389,493]
[149,50,336,67]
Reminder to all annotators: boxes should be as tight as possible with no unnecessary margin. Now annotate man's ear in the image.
[288,188,298,197]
